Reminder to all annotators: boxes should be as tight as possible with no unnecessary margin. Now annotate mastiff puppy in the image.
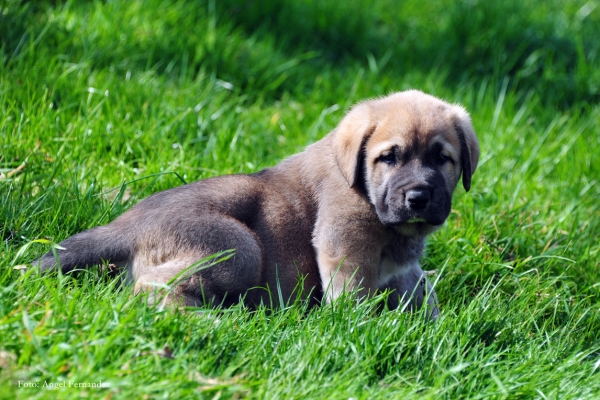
[36,90,479,316]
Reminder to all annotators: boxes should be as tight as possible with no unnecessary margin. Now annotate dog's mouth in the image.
[385,214,447,236]
[379,212,439,229]
[393,219,440,236]
[390,214,442,226]
[405,217,427,224]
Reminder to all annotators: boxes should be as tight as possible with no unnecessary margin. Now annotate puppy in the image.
[36,90,479,316]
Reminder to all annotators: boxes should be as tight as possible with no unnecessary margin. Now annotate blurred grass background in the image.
[1,0,599,398]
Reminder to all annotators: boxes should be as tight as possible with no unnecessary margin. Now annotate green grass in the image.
[1,0,600,398]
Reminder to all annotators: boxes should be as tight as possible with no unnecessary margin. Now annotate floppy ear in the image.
[332,103,376,188]
[453,108,480,192]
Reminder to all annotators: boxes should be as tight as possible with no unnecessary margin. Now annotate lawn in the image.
[1,0,599,398]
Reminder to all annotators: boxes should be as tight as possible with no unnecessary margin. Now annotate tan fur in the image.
[37,90,479,317]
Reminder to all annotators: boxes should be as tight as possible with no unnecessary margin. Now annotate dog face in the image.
[334,90,479,236]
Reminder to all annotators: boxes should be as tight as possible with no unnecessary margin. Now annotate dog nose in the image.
[405,189,430,211]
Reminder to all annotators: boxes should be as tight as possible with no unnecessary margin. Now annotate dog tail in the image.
[35,225,133,273]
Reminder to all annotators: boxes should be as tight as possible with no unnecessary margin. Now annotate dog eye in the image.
[377,152,396,165]
[437,152,453,164]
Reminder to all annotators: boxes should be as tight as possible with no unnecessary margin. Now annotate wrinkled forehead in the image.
[366,98,461,155]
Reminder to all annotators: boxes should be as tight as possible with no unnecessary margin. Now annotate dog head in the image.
[334,90,480,236]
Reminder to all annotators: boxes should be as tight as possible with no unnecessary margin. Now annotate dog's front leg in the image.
[380,264,439,319]
[315,251,378,303]
[313,221,383,303]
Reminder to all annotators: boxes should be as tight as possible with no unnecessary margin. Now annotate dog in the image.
[36,90,479,316]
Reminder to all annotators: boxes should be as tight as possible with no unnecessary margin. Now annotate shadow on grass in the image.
[2,0,599,106]
[217,0,600,107]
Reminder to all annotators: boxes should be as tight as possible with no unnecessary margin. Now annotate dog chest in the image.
[377,254,419,287]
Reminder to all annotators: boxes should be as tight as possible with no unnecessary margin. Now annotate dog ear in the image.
[453,108,480,192]
[333,103,376,188]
